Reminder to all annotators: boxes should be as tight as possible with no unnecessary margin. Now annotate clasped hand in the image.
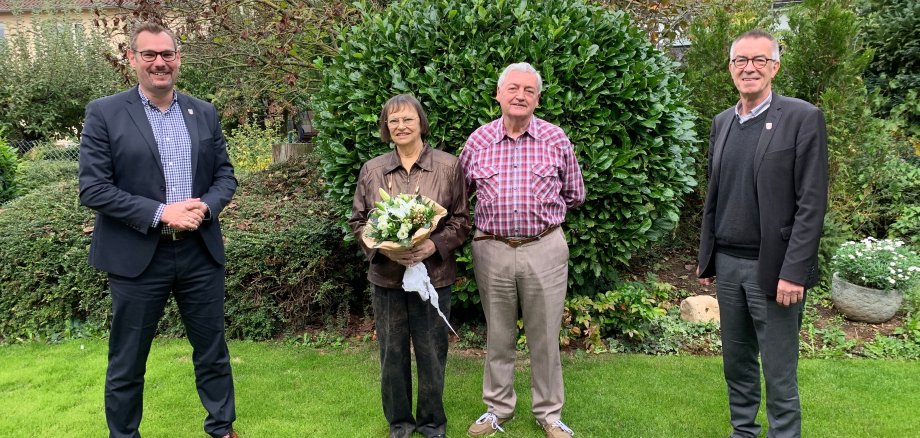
[161,198,207,231]
[381,239,436,267]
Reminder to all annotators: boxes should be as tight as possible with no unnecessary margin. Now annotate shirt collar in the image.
[382,143,434,174]
[492,115,542,143]
[735,92,772,124]
[137,87,178,111]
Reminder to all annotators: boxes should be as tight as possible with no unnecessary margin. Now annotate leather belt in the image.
[473,225,559,248]
[160,230,192,242]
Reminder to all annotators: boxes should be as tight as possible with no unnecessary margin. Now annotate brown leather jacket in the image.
[349,145,471,288]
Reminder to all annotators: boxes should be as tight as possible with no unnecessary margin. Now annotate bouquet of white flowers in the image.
[362,188,446,250]
[362,188,456,336]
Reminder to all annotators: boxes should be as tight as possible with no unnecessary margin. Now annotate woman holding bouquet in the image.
[349,94,471,438]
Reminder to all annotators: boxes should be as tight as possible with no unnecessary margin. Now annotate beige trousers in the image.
[472,227,568,424]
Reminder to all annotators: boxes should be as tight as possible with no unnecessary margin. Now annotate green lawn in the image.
[1,339,918,437]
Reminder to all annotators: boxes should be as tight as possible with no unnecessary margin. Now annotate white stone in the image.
[680,295,720,323]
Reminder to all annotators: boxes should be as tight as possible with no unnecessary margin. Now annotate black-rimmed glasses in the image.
[133,50,178,62]
[731,56,774,69]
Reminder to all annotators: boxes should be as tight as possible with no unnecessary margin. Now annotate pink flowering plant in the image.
[832,238,920,291]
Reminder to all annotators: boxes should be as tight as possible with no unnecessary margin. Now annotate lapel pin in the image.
[188,109,194,115]
[766,122,773,130]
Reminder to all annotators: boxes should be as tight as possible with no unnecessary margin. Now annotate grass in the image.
[1,339,919,437]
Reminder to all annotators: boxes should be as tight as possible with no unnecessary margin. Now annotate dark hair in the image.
[129,21,178,51]
[730,29,780,61]
[378,94,430,142]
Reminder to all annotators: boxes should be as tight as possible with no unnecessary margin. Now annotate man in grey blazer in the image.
[79,22,239,438]
[697,30,828,438]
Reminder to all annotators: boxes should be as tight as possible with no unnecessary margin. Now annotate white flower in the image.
[397,223,410,240]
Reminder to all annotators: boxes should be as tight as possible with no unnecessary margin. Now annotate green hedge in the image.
[220,154,368,340]
[0,178,108,342]
[15,160,78,195]
[0,153,367,342]
[0,137,17,204]
[314,0,698,295]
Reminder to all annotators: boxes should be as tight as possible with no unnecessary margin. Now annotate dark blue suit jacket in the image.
[698,94,828,297]
[79,86,237,278]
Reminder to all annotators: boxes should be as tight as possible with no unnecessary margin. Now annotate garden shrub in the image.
[560,277,673,353]
[0,136,18,204]
[0,10,121,140]
[15,160,78,195]
[225,122,280,175]
[779,0,919,254]
[314,0,698,297]
[220,153,368,340]
[0,179,109,342]
[776,0,871,107]
[0,152,367,342]
[859,0,920,139]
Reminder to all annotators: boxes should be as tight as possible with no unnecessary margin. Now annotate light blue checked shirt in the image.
[141,89,194,233]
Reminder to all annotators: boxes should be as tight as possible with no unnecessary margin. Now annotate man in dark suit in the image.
[79,22,239,438]
[697,30,828,438]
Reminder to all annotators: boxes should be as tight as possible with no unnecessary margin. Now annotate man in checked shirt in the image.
[460,62,585,438]
[79,22,239,438]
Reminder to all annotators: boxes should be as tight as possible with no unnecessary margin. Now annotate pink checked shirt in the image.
[459,116,585,237]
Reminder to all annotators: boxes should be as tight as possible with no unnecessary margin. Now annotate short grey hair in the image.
[730,29,780,62]
[497,62,543,94]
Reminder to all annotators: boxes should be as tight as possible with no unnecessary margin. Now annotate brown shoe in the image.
[467,412,512,437]
[220,430,239,438]
[541,420,574,438]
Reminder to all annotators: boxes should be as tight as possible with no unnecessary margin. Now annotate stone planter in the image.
[831,273,903,323]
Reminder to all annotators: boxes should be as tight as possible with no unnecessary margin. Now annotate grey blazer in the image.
[79,86,237,278]
[697,93,828,297]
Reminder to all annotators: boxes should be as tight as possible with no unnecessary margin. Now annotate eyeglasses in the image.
[387,117,417,127]
[730,56,775,69]
[133,50,178,62]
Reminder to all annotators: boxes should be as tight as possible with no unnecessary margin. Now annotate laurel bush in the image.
[313,0,697,296]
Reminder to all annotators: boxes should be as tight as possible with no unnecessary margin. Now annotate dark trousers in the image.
[105,237,236,438]
[373,284,450,438]
[715,252,804,438]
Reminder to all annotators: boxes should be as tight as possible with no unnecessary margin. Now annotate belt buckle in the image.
[163,231,185,241]
[505,237,526,248]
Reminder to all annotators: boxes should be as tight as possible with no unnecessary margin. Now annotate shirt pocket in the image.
[531,163,560,202]
[469,166,499,203]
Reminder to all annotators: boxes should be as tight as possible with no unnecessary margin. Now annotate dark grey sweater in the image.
[714,110,769,259]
